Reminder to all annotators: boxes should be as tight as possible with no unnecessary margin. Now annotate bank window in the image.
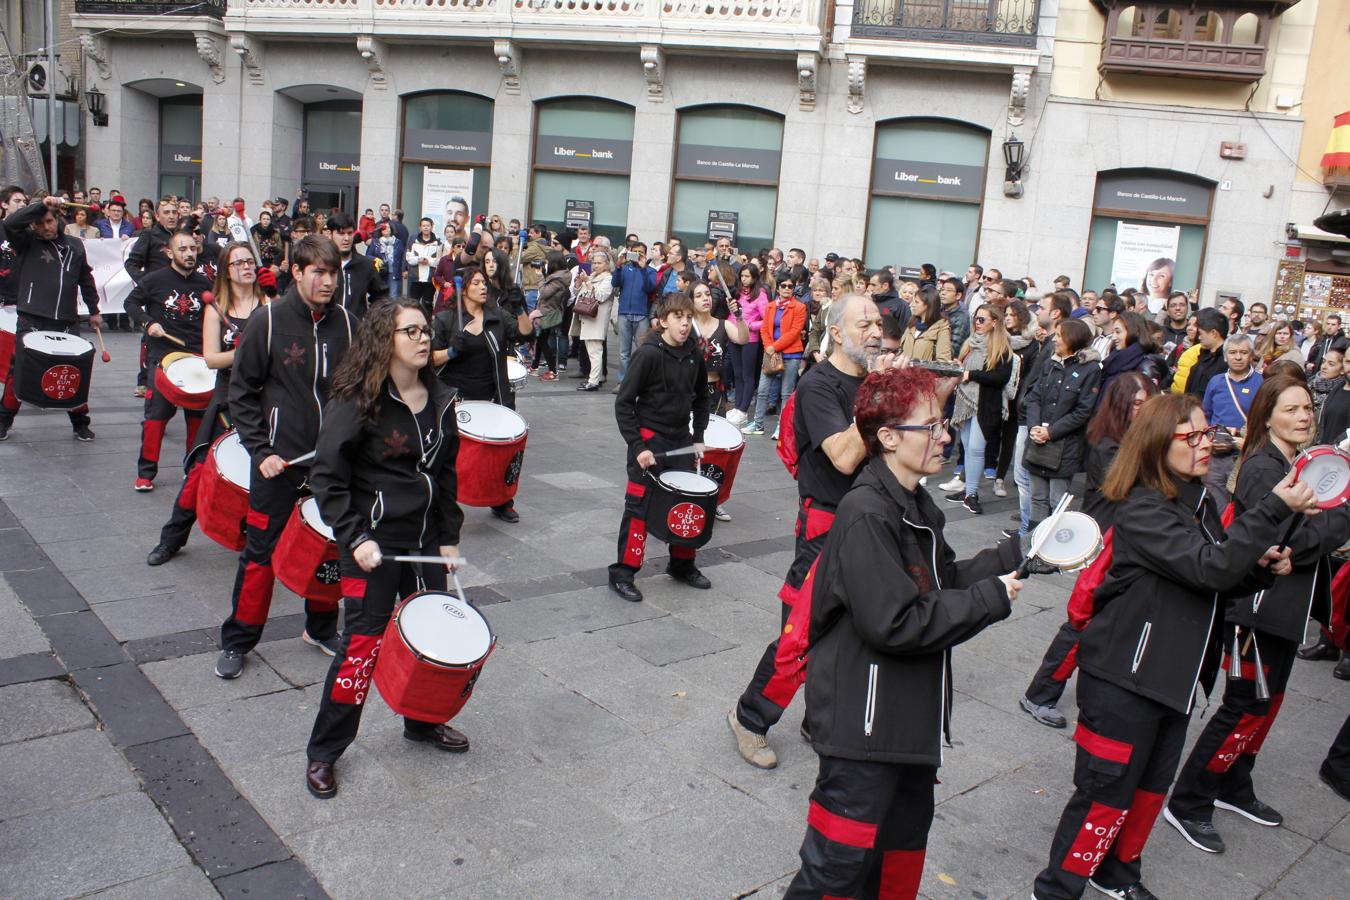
[529,97,635,244]
[669,105,783,252]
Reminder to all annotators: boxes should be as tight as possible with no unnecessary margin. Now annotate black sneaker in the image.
[1321,761,1350,801]
[214,649,246,680]
[73,426,95,441]
[962,494,982,515]
[0,421,8,441]
[1088,880,1160,900]
[1335,655,1350,680]
[1019,695,1067,728]
[944,490,966,504]
[1002,527,1021,540]
[1214,797,1282,826]
[146,543,179,566]
[302,630,342,657]
[609,578,643,602]
[1163,806,1225,853]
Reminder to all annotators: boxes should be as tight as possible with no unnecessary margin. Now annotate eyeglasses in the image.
[973,316,991,324]
[1172,426,1219,447]
[885,419,950,440]
[778,283,795,291]
[983,275,996,282]
[1093,306,1109,314]
[395,325,433,340]
[229,259,257,269]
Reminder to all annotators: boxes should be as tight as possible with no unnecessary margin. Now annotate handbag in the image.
[1023,437,1065,470]
[762,348,784,375]
[572,283,600,318]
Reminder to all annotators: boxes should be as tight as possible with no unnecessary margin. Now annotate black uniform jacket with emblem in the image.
[124,266,211,357]
[1077,477,1288,714]
[311,369,463,554]
[1225,440,1350,643]
[336,253,390,319]
[228,290,355,467]
[804,456,1022,766]
[614,330,710,456]
[2,201,99,322]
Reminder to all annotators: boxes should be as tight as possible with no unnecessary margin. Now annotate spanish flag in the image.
[1323,110,1350,170]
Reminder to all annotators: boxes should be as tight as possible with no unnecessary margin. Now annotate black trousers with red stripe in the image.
[307,548,445,763]
[157,401,231,550]
[734,498,834,735]
[783,754,936,900]
[0,313,91,430]
[1167,629,1296,823]
[608,429,697,582]
[1034,672,1189,899]
[1025,619,1082,707]
[219,464,340,653]
[138,351,203,481]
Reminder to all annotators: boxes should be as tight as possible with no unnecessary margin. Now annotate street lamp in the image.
[1002,134,1025,198]
[85,85,108,127]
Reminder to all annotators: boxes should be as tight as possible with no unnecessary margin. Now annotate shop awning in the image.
[1294,223,1350,246]
[1323,110,1350,170]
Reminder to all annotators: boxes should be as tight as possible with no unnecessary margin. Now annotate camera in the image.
[626,250,640,263]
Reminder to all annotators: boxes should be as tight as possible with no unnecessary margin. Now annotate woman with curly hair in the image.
[305,299,466,800]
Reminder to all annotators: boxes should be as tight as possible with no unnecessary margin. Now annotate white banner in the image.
[84,237,137,316]
[421,168,474,238]
[1110,222,1179,313]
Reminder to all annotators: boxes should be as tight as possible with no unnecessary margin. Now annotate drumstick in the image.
[157,332,187,348]
[282,450,315,468]
[1016,493,1074,579]
[1275,514,1303,554]
[656,446,701,458]
[390,555,467,568]
[90,325,111,363]
[201,291,236,333]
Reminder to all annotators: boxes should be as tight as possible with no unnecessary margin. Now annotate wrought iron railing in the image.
[851,0,1038,47]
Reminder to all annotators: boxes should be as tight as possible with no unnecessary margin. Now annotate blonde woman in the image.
[805,275,833,363]
[572,251,615,391]
[938,303,1013,514]
[899,283,952,362]
[1256,320,1303,372]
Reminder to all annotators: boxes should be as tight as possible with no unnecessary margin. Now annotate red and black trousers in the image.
[783,755,936,900]
[157,398,232,551]
[1025,619,1082,707]
[734,498,834,735]
[307,549,446,763]
[1034,672,1189,899]
[138,349,203,481]
[1168,628,1296,823]
[219,464,339,654]
[0,313,91,430]
[608,428,697,582]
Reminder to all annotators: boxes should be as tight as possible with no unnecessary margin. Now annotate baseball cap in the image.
[824,252,840,262]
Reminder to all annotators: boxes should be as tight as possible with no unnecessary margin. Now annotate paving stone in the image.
[253,638,334,688]
[179,686,322,766]
[0,578,49,659]
[4,563,88,616]
[0,651,64,687]
[79,865,220,899]
[94,590,227,643]
[1264,844,1350,898]
[42,608,129,670]
[0,678,95,744]
[547,735,731,825]
[141,649,291,710]
[213,857,328,900]
[70,662,189,747]
[124,628,220,665]
[481,584,668,644]
[0,728,139,822]
[602,614,736,666]
[0,791,191,898]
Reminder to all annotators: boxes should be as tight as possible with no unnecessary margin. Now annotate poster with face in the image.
[421,168,474,240]
[1110,222,1178,315]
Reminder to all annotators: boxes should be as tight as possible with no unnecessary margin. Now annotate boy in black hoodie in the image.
[609,292,713,603]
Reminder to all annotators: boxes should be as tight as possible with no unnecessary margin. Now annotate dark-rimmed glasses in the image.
[395,325,432,341]
[1173,426,1218,447]
[885,419,950,440]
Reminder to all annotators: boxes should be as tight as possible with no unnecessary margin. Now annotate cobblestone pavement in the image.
[1,329,1346,899]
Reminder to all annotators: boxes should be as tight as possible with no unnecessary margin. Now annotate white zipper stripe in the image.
[863,663,877,737]
[1131,621,1152,673]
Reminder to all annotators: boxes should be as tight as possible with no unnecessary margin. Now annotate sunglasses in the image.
[973,316,991,324]
[1172,426,1219,447]
[1093,306,1109,313]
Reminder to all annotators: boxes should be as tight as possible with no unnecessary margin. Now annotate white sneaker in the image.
[771,425,780,441]
[993,478,1008,498]
[725,409,746,426]
[715,505,731,522]
[938,476,964,492]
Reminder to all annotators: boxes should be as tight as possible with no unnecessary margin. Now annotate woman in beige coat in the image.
[571,250,615,390]
[899,284,952,362]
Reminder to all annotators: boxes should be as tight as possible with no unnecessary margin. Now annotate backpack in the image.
[776,390,800,478]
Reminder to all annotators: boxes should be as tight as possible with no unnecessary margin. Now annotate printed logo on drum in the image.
[41,365,82,401]
[316,560,341,585]
[440,602,466,620]
[457,409,471,424]
[1055,528,1074,544]
[505,450,524,486]
[700,463,725,484]
[282,342,306,367]
[382,429,412,458]
[667,503,706,539]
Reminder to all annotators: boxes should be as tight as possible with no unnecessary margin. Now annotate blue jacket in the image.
[1203,369,1262,430]
[97,217,135,239]
[366,236,406,282]
[615,262,656,317]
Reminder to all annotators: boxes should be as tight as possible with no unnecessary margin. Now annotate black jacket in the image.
[1022,349,1102,479]
[615,331,710,453]
[336,253,390,319]
[964,352,1013,439]
[227,291,356,467]
[1080,438,1120,531]
[872,289,911,334]
[1077,478,1287,713]
[124,266,211,358]
[1184,346,1227,398]
[125,223,175,282]
[432,300,525,408]
[311,371,463,554]
[804,457,1020,765]
[1,202,98,322]
[1225,441,1350,643]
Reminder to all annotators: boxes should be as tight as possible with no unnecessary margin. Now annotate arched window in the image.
[1115,5,1142,38]
[1193,11,1223,42]
[530,97,635,243]
[1232,12,1261,44]
[399,91,494,235]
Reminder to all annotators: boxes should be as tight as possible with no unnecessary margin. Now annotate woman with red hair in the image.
[783,366,1025,899]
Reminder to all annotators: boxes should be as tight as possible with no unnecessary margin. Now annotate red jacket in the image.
[760,297,807,355]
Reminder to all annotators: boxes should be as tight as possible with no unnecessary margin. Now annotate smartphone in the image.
[626,250,640,263]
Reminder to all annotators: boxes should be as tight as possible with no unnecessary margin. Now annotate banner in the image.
[1110,221,1179,306]
[421,168,474,237]
[84,237,137,316]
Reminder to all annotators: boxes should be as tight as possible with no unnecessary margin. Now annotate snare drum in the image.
[456,401,529,507]
[0,306,16,383]
[699,415,745,505]
[197,431,251,551]
[1030,511,1103,573]
[646,469,720,548]
[507,358,527,392]
[154,353,216,410]
[375,590,495,723]
[12,330,95,408]
[274,498,341,603]
[1292,445,1350,510]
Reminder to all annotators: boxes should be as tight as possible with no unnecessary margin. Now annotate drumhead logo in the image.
[1055,528,1073,544]
[316,560,341,585]
[41,365,82,400]
[457,410,471,424]
[700,463,725,484]
[505,450,524,485]
[440,602,466,619]
[667,502,706,539]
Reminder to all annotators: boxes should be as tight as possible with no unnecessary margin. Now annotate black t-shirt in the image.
[794,359,865,508]
[436,324,497,402]
[694,316,729,376]
[1320,387,1350,446]
[414,402,437,456]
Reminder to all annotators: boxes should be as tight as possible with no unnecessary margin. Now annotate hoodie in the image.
[2,202,99,322]
[615,330,710,456]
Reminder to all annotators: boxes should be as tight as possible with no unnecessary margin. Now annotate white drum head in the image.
[659,470,719,496]
[214,432,251,488]
[506,359,527,382]
[299,497,335,540]
[1031,511,1101,568]
[0,307,16,332]
[703,415,745,452]
[399,592,492,665]
[456,401,527,441]
[165,356,216,393]
[22,330,92,356]
[1300,451,1350,507]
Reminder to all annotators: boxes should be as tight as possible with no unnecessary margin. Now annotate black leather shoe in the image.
[609,579,643,602]
[491,506,520,524]
[1298,638,1339,661]
[146,543,179,566]
[667,565,712,590]
[306,760,336,799]
[1335,655,1350,681]
[404,723,469,753]
[1320,762,1350,801]
[577,383,600,391]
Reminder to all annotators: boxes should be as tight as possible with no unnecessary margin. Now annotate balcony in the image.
[1094,2,1296,83]
[75,0,224,14]
[850,0,1038,48]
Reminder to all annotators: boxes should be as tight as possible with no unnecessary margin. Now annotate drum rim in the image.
[456,400,528,441]
[656,469,720,496]
[703,415,746,451]
[210,431,252,487]
[162,356,216,390]
[297,497,335,539]
[395,592,495,668]
[1293,445,1350,509]
[1032,511,1102,567]
[21,330,93,353]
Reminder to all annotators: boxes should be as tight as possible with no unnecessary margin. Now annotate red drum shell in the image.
[456,402,528,508]
[1292,445,1350,510]
[699,416,746,505]
[0,307,15,384]
[375,592,495,723]
[197,432,250,551]
[154,355,214,410]
[274,500,341,603]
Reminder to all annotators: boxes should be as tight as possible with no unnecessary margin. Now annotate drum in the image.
[1029,511,1103,572]
[197,431,251,551]
[507,358,527,392]
[274,498,341,602]
[456,401,528,507]
[375,589,495,723]
[646,469,720,548]
[154,353,216,410]
[1292,445,1350,510]
[12,330,95,409]
[699,414,745,505]
[0,306,16,383]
